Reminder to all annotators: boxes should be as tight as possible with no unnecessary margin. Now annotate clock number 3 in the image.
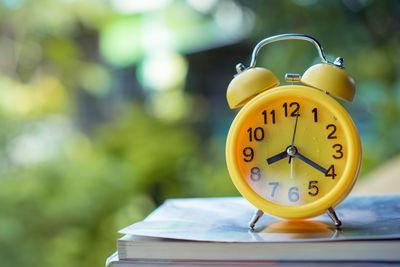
[332,144,343,159]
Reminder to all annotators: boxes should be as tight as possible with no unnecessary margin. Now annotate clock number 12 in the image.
[283,102,300,117]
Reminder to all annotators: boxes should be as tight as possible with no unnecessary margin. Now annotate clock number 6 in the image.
[288,187,299,202]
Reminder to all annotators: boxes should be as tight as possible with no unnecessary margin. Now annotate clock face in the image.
[226,85,361,218]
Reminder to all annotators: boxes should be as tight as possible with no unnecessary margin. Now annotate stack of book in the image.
[106,195,400,266]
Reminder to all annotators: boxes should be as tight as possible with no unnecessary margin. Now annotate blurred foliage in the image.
[0,0,398,266]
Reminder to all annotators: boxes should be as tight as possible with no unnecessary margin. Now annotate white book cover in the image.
[119,195,400,242]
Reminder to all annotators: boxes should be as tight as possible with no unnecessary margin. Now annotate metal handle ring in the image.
[248,33,329,69]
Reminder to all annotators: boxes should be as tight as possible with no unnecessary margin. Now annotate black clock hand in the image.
[266,151,288,165]
[288,113,299,163]
[293,152,328,174]
[290,114,299,148]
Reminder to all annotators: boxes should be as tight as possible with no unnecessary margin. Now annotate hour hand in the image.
[266,151,288,165]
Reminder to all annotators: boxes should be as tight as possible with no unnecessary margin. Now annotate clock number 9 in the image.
[250,167,261,181]
[243,147,254,162]
[288,187,299,202]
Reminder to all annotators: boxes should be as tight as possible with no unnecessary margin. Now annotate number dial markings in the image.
[236,97,347,206]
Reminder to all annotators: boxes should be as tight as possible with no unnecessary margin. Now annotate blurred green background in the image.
[0,0,399,266]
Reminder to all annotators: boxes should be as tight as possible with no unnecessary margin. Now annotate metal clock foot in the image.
[249,209,264,229]
[326,207,342,227]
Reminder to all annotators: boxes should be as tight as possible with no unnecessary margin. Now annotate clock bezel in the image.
[226,85,362,219]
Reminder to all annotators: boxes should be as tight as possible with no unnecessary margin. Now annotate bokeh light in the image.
[0,0,399,266]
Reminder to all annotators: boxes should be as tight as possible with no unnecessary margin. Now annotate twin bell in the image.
[226,34,356,109]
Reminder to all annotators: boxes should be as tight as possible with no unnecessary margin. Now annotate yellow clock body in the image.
[226,85,361,219]
[225,34,363,224]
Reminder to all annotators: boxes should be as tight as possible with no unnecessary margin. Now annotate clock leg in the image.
[326,207,342,227]
[249,209,264,229]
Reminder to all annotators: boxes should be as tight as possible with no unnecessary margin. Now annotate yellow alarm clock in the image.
[225,34,361,228]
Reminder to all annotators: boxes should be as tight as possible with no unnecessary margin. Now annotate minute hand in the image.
[293,152,328,174]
